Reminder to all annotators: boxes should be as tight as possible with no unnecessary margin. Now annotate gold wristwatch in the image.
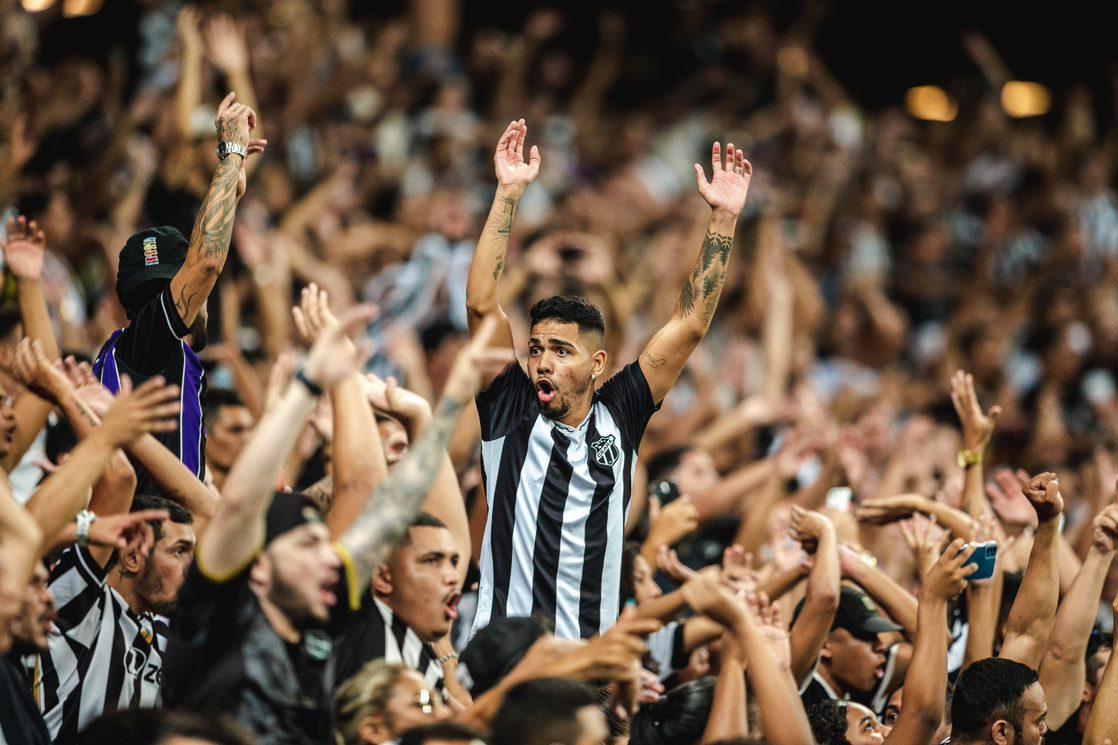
[957,448,983,468]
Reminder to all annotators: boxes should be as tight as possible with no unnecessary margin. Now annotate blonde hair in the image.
[334,660,408,745]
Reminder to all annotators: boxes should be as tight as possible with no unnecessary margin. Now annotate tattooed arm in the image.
[169,92,263,327]
[465,119,540,386]
[339,317,511,587]
[639,142,752,404]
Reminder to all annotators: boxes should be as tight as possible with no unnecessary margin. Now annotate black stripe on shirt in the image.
[579,412,616,638]
[530,429,574,625]
[489,419,532,621]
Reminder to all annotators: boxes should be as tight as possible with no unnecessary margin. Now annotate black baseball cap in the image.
[457,616,550,695]
[116,227,189,318]
[794,585,903,641]
[264,491,324,545]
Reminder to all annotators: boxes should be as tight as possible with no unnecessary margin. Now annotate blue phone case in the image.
[962,541,998,581]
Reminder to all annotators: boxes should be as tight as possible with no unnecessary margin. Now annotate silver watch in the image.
[76,510,96,548]
[216,141,248,160]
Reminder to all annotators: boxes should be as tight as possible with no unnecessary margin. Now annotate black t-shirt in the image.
[334,592,445,693]
[92,287,206,493]
[162,548,359,745]
[0,653,50,745]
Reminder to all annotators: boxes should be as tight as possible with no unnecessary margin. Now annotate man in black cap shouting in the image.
[797,585,906,715]
[93,91,265,490]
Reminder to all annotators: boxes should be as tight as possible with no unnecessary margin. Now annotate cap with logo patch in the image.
[116,226,189,319]
[793,585,903,641]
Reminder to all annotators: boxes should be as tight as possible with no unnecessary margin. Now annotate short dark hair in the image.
[645,445,698,483]
[529,295,606,340]
[629,677,715,745]
[398,722,480,745]
[203,388,247,422]
[491,678,600,745]
[398,512,447,546]
[458,616,551,696]
[132,494,193,544]
[950,658,1039,736]
[807,700,852,745]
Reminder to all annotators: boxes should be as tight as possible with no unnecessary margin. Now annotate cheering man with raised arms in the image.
[466,119,752,639]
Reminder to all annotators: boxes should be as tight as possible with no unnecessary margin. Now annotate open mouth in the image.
[444,591,461,621]
[536,379,557,404]
[319,578,338,608]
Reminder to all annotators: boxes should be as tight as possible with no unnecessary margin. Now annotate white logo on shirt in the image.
[590,434,620,467]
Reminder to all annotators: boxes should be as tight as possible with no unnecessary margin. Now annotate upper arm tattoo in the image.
[188,157,241,262]
[341,395,467,585]
[677,231,733,328]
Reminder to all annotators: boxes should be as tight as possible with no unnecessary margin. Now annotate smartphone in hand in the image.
[962,541,998,581]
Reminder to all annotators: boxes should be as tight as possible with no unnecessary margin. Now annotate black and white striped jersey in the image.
[471,361,659,640]
[25,547,167,742]
[334,595,444,692]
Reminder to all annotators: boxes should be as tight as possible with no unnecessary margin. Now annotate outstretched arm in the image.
[1001,472,1064,668]
[196,305,374,580]
[1084,595,1118,745]
[788,507,841,686]
[639,142,752,404]
[465,119,540,381]
[168,92,266,327]
[1040,503,1118,729]
[340,318,513,588]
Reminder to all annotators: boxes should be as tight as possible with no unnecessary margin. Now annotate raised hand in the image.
[1091,502,1118,554]
[788,505,834,553]
[986,469,1038,529]
[442,315,517,403]
[62,357,113,417]
[493,119,541,197]
[292,283,342,346]
[203,15,249,74]
[1022,472,1063,523]
[682,573,744,629]
[720,544,758,594]
[951,370,1001,452]
[363,374,431,427]
[646,493,700,549]
[87,510,170,557]
[177,4,203,51]
[99,376,181,447]
[694,142,752,217]
[922,538,978,600]
[302,304,377,390]
[656,544,697,584]
[901,513,947,579]
[855,494,923,525]
[1,215,46,280]
[213,91,267,198]
[9,339,69,403]
[746,591,792,671]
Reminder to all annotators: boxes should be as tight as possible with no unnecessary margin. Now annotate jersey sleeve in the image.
[115,286,190,375]
[47,547,108,632]
[595,361,661,447]
[475,362,536,440]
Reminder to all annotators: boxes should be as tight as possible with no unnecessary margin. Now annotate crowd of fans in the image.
[3,1,1118,744]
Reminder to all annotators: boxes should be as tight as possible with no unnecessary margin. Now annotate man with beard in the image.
[28,496,195,742]
[949,658,1049,745]
[465,120,752,639]
[161,309,510,743]
[93,91,265,493]
[1,562,52,745]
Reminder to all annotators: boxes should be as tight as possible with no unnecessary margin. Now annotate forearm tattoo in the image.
[177,157,240,319]
[342,394,467,585]
[677,231,733,327]
[489,197,517,282]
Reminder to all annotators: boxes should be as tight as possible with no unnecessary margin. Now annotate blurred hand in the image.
[177,5,203,50]
[493,119,540,197]
[901,513,947,580]
[646,493,699,549]
[9,339,67,403]
[364,374,432,427]
[855,494,924,525]
[203,15,249,74]
[921,538,977,601]
[682,573,743,628]
[99,377,181,447]
[62,357,113,417]
[88,510,169,557]
[746,592,791,671]
[720,544,758,594]
[302,305,376,389]
[1091,503,1118,554]
[986,469,1038,529]
[442,316,517,404]
[694,142,752,217]
[655,545,696,584]
[789,505,834,553]
[557,606,659,681]
[1,215,46,280]
[950,370,1001,452]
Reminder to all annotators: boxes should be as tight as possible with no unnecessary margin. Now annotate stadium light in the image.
[20,0,55,11]
[1001,81,1050,118]
[905,85,957,122]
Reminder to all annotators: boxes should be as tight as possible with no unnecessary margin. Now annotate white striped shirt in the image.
[471,362,659,640]
[26,547,167,743]
[334,596,444,692]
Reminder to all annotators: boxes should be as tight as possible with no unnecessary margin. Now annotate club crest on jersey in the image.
[142,236,159,266]
[590,433,620,467]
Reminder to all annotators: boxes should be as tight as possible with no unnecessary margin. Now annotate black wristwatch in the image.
[294,366,324,397]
